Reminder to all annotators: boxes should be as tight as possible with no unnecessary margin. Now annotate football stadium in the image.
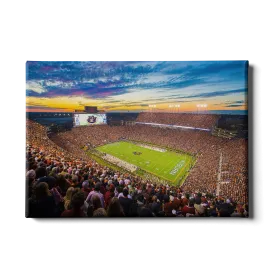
[26,61,248,218]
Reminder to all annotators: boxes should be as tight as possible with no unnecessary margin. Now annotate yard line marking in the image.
[158,158,175,178]
[173,157,194,183]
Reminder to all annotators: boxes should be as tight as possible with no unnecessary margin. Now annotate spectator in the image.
[26,169,36,181]
[218,208,231,217]
[182,199,195,217]
[93,208,107,217]
[71,175,79,188]
[104,184,115,209]
[208,202,218,217]
[139,207,154,217]
[149,196,161,216]
[86,182,105,208]
[119,189,133,216]
[81,180,91,199]
[56,174,70,196]
[28,182,57,217]
[87,195,102,217]
[50,185,64,216]
[64,187,75,210]
[107,198,125,217]
[35,167,47,180]
[61,191,85,217]
[231,204,245,217]
[194,203,205,217]
[164,195,174,217]
[129,194,145,217]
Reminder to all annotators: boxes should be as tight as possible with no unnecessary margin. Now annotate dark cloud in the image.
[26,105,65,111]
[185,61,247,76]
[26,89,41,97]
[102,105,117,110]
[105,100,122,103]
[225,104,245,107]
[182,88,245,99]
[26,101,49,107]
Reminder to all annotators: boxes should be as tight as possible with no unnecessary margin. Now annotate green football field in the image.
[96,141,195,184]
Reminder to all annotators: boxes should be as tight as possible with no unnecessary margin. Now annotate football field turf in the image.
[96,141,195,184]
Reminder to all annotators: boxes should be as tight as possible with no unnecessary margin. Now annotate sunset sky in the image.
[26,61,248,112]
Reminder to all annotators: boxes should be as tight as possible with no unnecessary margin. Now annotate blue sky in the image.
[26,61,248,112]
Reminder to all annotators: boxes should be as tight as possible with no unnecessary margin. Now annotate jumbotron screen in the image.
[73,114,107,126]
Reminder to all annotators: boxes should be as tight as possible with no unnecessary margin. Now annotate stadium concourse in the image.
[26,113,248,217]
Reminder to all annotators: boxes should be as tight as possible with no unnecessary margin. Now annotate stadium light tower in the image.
[149,104,157,113]
[201,104,208,113]
[196,104,200,114]
[169,104,178,113]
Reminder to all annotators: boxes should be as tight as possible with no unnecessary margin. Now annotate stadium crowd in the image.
[51,123,248,203]
[26,116,248,218]
[136,112,219,129]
